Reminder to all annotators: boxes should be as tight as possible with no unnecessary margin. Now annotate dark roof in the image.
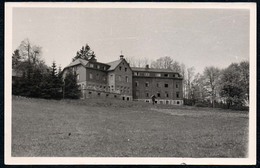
[65,58,89,68]
[106,59,122,71]
[131,67,179,73]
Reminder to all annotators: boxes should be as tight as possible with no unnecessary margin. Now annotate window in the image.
[89,92,92,94]
[156,73,161,77]
[126,76,129,82]
[175,74,179,77]
[125,68,127,72]
[144,73,150,76]
[134,72,138,76]
[89,73,93,79]
[135,81,138,87]
[119,66,122,70]
[146,93,149,97]
[76,74,80,81]
[157,92,161,98]
[176,92,180,98]
[127,97,130,101]
[145,82,149,87]
[89,64,94,68]
[165,83,168,88]
[176,84,179,88]
[97,92,101,96]
[114,95,117,98]
[122,97,125,100]
[106,94,109,97]
[177,101,180,104]
[164,74,169,77]
[97,65,100,69]
[104,67,106,70]
[166,101,169,104]
[165,92,169,98]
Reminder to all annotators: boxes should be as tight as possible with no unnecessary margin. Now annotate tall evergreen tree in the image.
[64,68,81,99]
[72,43,96,61]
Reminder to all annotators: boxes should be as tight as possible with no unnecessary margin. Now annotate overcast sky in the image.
[12,7,249,73]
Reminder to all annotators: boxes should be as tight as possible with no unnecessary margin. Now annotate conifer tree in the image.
[72,43,96,61]
[64,68,81,99]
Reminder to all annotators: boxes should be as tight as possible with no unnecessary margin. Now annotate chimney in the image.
[145,64,149,69]
[120,54,124,60]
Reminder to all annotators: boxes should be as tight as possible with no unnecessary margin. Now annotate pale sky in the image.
[12,7,250,73]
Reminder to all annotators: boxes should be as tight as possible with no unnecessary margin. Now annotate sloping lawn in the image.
[12,96,248,157]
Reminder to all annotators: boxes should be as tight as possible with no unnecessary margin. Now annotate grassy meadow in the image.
[12,96,248,157]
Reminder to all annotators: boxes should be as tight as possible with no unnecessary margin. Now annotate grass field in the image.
[12,96,249,157]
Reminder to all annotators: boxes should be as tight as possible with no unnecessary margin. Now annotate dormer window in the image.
[119,66,122,70]
[89,64,94,68]
[164,74,169,77]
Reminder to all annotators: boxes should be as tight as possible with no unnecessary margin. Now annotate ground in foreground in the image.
[12,96,248,157]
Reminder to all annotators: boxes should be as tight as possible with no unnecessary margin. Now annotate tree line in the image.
[12,39,249,110]
[12,39,81,99]
[125,56,249,109]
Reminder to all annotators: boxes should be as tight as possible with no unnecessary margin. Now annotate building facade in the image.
[132,65,183,105]
[63,55,183,105]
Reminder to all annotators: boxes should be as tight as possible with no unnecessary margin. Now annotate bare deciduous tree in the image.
[202,66,221,108]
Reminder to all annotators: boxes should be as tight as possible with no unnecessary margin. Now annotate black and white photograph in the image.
[5,2,256,165]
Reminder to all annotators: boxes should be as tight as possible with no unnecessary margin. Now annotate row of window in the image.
[145,100,181,105]
[135,81,179,88]
[119,66,128,72]
[81,84,131,94]
[89,63,108,70]
[109,74,129,83]
[88,91,117,98]
[89,73,106,81]
[136,92,180,98]
[87,92,131,100]
[134,72,179,78]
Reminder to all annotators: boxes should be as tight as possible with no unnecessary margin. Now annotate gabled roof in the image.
[65,58,89,69]
[106,59,122,71]
[131,67,178,73]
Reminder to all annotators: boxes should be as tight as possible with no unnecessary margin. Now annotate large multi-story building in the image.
[62,55,183,105]
[132,65,183,105]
